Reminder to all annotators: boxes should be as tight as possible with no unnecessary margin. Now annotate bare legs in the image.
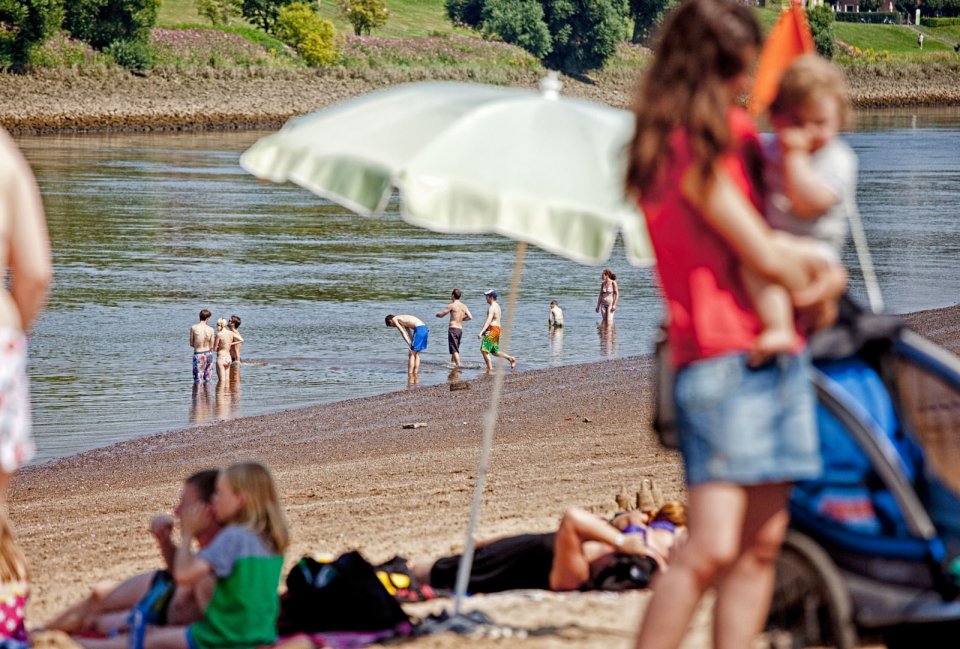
[407,350,420,375]
[634,482,791,649]
[481,350,517,371]
[44,572,153,634]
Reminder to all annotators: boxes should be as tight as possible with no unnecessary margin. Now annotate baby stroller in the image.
[764,301,960,649]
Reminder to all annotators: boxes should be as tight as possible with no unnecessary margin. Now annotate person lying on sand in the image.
[45,470,222,636]
[407,502,686,594]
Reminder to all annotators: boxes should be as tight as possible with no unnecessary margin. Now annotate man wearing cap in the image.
[385,314,428,374]
[478,290,517,371]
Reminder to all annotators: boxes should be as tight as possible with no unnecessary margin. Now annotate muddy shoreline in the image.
[4,61,960,135]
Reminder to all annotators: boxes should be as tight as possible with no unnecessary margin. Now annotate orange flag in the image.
[748,1,816,117]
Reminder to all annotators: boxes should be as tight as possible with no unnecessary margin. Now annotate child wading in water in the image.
[743,54,855,360]
[77,462,289,649]
[624,1,845,648]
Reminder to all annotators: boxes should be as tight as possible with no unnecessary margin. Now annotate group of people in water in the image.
[189,310,244,386]
[0,0,874,646]
[388,269,622,377]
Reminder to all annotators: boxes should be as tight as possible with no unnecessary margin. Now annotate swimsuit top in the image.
[601,281,613,296]
[623,520,678,541]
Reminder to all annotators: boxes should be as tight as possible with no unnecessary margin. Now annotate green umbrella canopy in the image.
[240,78,653,267]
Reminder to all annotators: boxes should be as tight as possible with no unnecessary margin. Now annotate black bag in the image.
[652,325,679,450]
[278,551,410,635]
[588,553,659,591]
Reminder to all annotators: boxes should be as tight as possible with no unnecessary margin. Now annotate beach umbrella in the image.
[240,72,653,627]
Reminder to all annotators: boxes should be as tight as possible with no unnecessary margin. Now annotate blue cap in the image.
[484,290,498,299]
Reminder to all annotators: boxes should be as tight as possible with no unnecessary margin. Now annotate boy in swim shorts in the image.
[478,290,517,371]
[386,314,428,375]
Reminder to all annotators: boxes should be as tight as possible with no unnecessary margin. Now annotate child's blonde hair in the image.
[769,54,851,129]
[0,513,27,582]
[217,318,227,331]
[223,462,290,554]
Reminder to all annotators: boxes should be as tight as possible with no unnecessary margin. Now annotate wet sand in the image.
[2,61,959,135]
[12,303,960,648]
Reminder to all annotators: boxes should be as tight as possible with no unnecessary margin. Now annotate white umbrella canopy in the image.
[240,73,652,628]
[240,74,653,266]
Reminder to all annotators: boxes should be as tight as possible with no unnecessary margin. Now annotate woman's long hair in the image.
[625,0,761,197]
[223,462,290,554]
[0,512,27,582]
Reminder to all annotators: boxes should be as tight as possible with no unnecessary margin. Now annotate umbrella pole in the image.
[452,241,527,618]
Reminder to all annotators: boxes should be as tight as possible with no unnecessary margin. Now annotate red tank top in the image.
[640,108,802,368]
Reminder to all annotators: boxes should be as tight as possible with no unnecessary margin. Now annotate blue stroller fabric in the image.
[792,357,925,545]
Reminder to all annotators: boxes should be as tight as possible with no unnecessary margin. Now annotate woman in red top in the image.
[624,1,844,648]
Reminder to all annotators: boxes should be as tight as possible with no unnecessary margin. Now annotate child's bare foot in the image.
[749,328,794,366]
[510,358,517,369]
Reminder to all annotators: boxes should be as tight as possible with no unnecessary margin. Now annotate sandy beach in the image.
[9,302,959,647]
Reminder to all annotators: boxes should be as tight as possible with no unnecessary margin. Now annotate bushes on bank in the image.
[481,0,552,58]
[276,3,338,65]
[338,0,389,36]
[104,36,154,70]
[808,4,836,59]
[196,0,241,26]
[64,0,159,49]
[0,0,63,72]
[239,0,299,34]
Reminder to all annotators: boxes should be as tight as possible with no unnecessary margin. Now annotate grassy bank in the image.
[3,1,959,134]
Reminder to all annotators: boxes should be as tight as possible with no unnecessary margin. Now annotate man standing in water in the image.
[436,289,472,368]
[478,290,517,371]
[386,314,429,375]
[189,309,215,384]
[228,315,244,365]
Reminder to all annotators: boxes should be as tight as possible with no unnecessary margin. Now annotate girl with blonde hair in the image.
[0,514,29,647]
[213,318,235,386]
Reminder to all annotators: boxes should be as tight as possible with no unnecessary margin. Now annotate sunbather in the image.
[409,503,686,594]
[45,470,221,636]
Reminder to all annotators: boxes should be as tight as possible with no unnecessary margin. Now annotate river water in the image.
[14,106,960,462]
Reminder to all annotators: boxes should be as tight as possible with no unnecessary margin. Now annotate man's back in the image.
[487,302,502,327]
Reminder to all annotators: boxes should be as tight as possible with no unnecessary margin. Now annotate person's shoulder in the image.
[728,107,758,139]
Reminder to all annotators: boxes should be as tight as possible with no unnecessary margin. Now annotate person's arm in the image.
[189,327,196,348]
[4,133,52,331]
[681,166,809,293]
[611,281,620,311]
[150,514,177,571]
[463,307,473,322]
[436,305,451,318]
[778,128,839,218]
[478,309,494,338]
[549,508,632,591]
[394,323,413,347]
[173,504,214,586]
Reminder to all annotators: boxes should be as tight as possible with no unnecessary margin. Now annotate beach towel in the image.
[278,552,410,636]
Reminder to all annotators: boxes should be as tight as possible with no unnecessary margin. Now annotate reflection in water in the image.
[215,366,241,420]
[598,322,617,357]
[447,367,462,383]
[215,381,238,420]
[191,383,213,424]
[407,373,421,388]
[549,326,564,361]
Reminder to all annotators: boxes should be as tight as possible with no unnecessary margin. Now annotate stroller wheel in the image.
[765,530,858,649]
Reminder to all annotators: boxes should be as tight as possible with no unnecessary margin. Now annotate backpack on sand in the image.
[278,551,410,635]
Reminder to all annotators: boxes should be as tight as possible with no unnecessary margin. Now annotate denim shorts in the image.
[675,351,822,486]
